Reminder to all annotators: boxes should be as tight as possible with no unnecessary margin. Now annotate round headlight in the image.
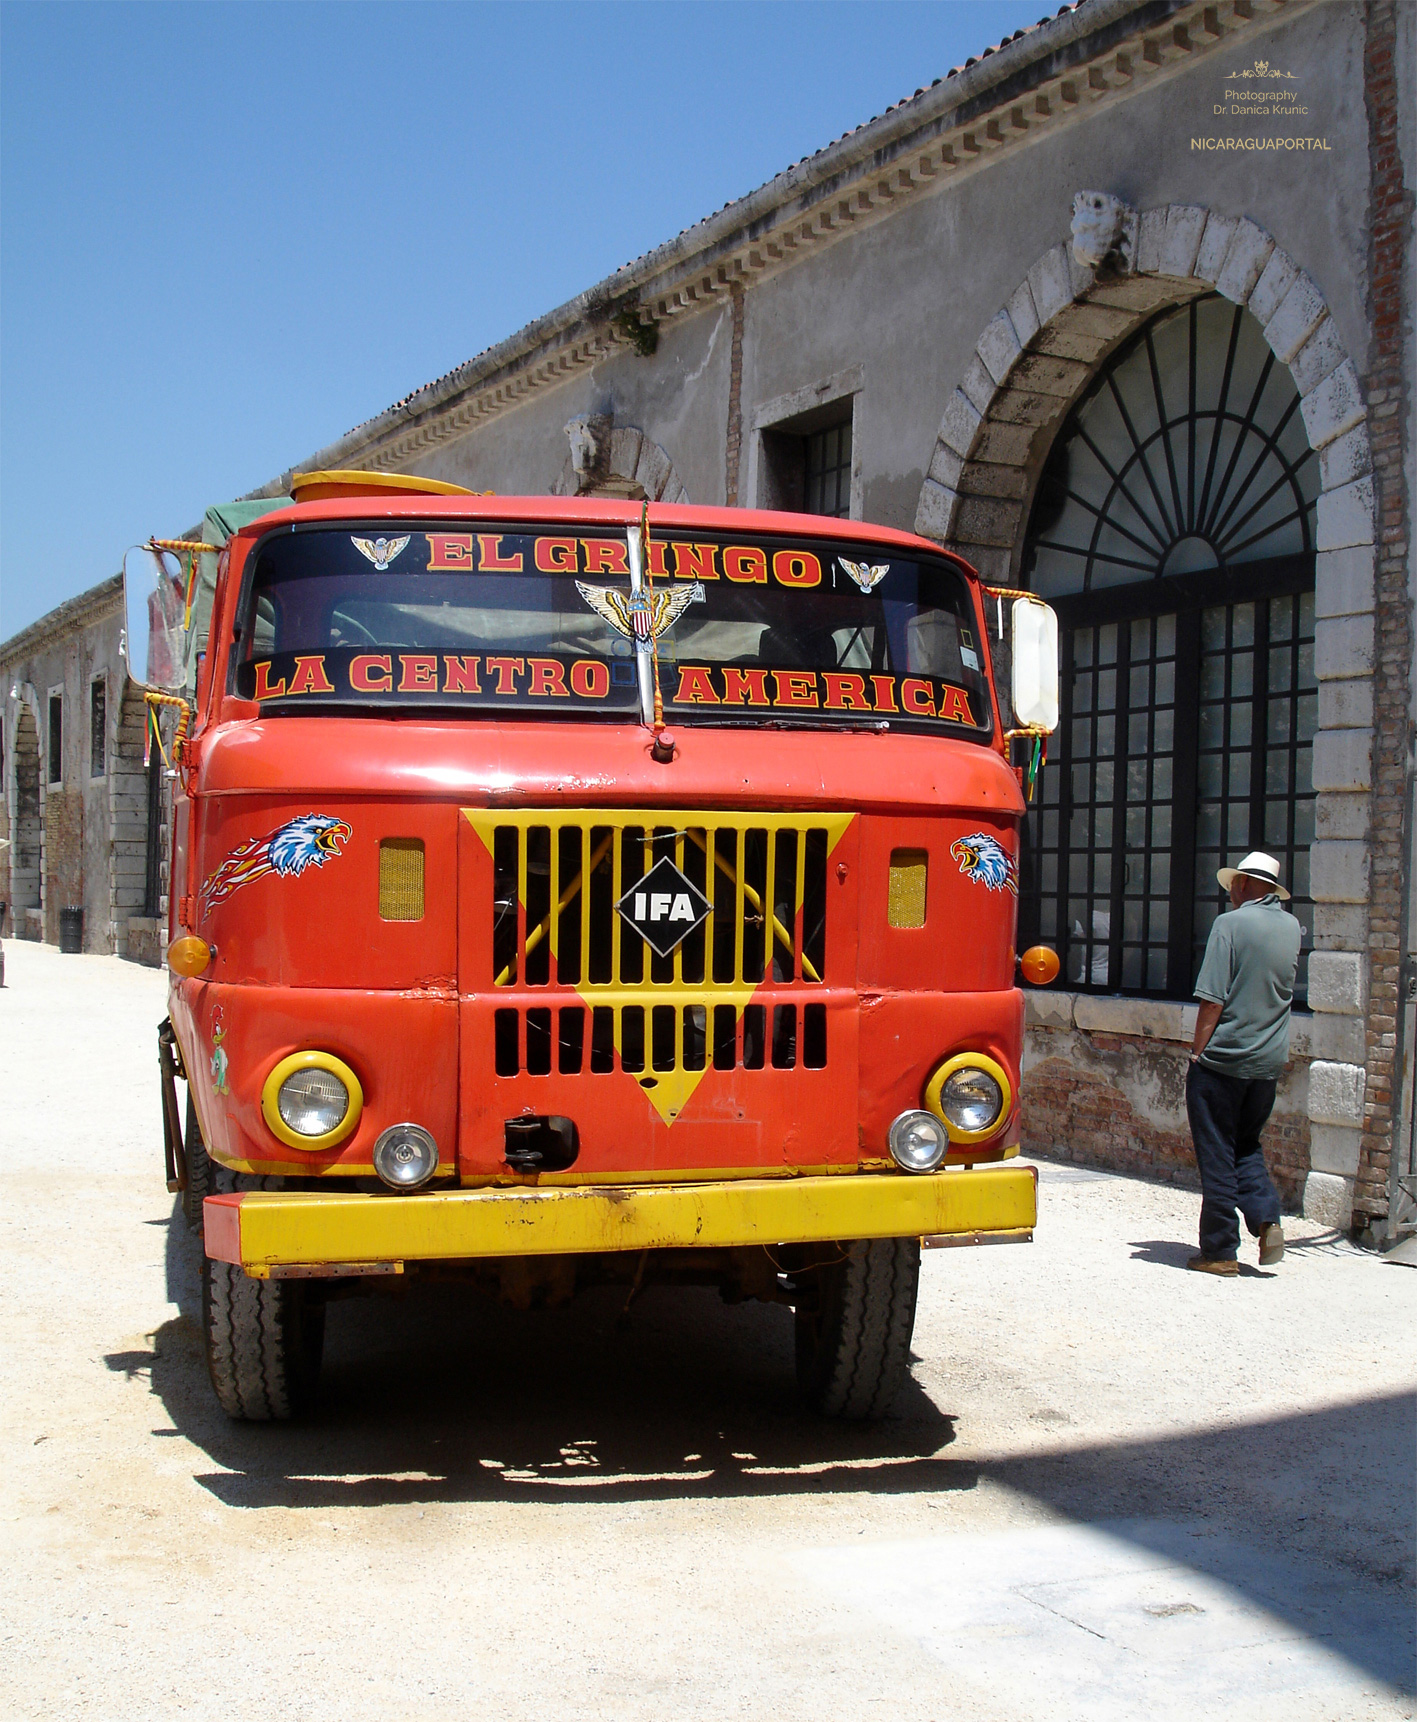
[373,1123,439,1191]
[888,1109,950,1173]
[278,1066,350,1138]
[937,1068,1004,1136]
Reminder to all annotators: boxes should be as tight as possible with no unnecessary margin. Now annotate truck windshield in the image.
[233,523,993,737]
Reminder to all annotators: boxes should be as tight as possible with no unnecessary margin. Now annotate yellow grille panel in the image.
[466,809,855,1124]
[887,849,928,928]
[378,838,425,921]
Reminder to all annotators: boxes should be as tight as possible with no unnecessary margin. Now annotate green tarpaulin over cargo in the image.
[183,496,293,691]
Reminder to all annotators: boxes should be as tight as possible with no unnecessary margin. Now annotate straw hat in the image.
[1216,851,1290,901]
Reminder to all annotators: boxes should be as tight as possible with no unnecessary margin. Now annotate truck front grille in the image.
[474,812,850,991]
[492,998,830,1077]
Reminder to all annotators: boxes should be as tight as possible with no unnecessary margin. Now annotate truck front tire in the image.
[794,1237,920,1419]
[202,1168,324,1420]
[181,1091,212,1230]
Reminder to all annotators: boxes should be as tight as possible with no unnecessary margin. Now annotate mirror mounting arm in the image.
[143,690,194,775]
[148,537,212,631]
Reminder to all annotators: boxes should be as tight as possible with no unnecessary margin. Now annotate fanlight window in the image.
[1027,294,1317,595]
[1018,296,1318,1002]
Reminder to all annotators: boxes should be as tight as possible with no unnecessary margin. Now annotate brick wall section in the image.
[43,789,83,944]
[1022,1034,1311,1210]
[1358,0,1415,1219]
[724,285,745,506]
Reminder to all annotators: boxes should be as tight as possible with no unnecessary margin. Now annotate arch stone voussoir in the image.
[917,200,1381,1231]
[915,202,1376,601]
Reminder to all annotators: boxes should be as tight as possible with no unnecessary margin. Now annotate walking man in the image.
[1186,851,1302,1276]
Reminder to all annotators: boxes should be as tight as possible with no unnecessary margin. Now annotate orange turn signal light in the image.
[1019,945,1060,986]
[167,935,212,978]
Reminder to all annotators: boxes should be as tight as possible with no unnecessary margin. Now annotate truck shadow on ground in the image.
[107,1202,973,1510]
[102,1207,1416,1695]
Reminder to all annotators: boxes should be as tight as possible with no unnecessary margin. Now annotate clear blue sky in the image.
[1,0,1046,640]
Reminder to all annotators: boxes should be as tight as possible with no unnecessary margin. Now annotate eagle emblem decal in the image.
[351,534,410,571]
[839,557,890,595]
[951,832,1017,896]
[200,813,353,913]
[576,579,705,642]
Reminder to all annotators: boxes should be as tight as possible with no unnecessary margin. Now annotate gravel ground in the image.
[1,939,1413,1721]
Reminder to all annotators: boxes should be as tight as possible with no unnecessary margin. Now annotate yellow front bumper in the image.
[204,1167,1036,1276]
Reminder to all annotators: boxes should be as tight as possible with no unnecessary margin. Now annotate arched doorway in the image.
[10,704,42,931]
[1017,293,1318,1000]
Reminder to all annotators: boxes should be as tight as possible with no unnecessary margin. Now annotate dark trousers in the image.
[1185,1061,1282,1260]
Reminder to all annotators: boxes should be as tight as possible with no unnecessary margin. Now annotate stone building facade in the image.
[195,0,1411,1235]
[0,577,163,957]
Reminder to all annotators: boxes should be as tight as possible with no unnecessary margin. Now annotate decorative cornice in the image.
[252,0,1312,492]
[0,574,122,668]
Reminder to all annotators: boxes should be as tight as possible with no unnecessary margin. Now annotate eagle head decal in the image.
[951,832,1017,895]
[269,814,353,877]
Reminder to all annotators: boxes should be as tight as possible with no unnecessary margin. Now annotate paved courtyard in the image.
[0,938,1412,1721]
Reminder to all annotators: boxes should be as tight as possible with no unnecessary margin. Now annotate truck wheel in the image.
[181,1091,212,1230]
[794,1237,920,1419]
[202,1168,324,1420]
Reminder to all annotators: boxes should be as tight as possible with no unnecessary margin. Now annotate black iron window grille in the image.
[804,419,853,518]
[1018,295,1318,1002]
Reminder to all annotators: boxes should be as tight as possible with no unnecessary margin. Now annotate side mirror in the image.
[1010,597,1059,733]
[121,545,186,692]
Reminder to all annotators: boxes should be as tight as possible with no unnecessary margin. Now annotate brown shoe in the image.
[1187,1255,1239,1276]
[1259,1223,1285,1266]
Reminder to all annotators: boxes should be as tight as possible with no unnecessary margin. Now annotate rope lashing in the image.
[640,500,667,739]
[143,691,192,770]
[148,537,214,632]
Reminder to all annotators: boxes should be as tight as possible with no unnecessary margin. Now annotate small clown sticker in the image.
[210,1007,230,1096]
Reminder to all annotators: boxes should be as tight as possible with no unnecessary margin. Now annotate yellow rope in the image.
[148,537,212,631]
[144,690,192,768]
[641,500,666,736]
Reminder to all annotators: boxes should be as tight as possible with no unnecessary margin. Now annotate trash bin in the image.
[59,906,84,954]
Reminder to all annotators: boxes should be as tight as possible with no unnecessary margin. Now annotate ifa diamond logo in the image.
[615,857,711,958]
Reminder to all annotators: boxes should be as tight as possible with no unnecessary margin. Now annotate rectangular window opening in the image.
[47,693,62,786]
[89,681,106,778]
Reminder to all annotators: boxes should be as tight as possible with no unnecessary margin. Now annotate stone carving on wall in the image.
[1070,190,1138,274]
[552,414,688,504]
[564,413,614,490]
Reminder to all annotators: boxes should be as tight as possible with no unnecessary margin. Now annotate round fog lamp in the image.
[887,1109,950,1173]
[278,1066,350,1138]
[373,1123,439,1191]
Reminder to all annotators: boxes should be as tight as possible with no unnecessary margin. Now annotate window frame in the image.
[748,367,862,519]
[46,686,64,789]
[89,676,107,780]
[1019,550,1315,1003]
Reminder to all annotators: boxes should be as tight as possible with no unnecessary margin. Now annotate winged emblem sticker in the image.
[351,534,411,572]
[576,579,705,641]
[839,557,890,594]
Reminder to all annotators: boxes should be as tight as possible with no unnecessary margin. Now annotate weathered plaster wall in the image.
[1,581,127,953]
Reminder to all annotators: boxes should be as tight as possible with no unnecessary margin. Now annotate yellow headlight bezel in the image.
[260,1051,364,1152]
[923,1052,1013,1146]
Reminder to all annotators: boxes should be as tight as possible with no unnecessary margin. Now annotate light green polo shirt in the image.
[1194,895,1303,1081]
